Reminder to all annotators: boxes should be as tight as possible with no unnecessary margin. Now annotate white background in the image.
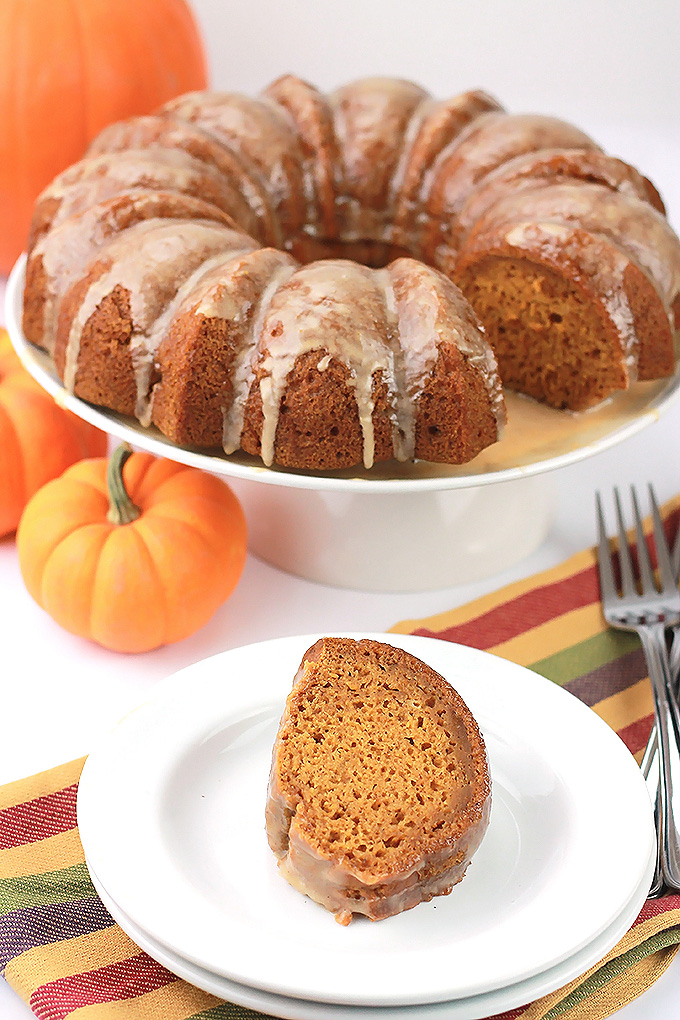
[1,0,680,1016]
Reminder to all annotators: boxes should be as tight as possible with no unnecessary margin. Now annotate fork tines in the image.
[596,485,676,607]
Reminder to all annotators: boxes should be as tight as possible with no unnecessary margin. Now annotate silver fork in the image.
[670,527,680,679]
[641,523,680,775]
[596,485,680,892]
[640,514,680,894]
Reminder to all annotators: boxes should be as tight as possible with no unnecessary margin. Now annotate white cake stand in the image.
[7,255,680,591]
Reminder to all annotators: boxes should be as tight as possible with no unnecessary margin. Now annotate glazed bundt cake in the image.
[265,637,491,924]
[21,75,680,470]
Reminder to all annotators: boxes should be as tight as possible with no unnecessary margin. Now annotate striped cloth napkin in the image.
[2,497,680,1020]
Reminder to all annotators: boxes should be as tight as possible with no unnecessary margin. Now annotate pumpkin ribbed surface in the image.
[17,448,247,652]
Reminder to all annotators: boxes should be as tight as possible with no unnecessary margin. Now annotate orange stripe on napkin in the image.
[0,829,84,881]
[5,926,140,993]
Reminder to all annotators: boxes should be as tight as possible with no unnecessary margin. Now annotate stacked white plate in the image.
[77,634,656,1020]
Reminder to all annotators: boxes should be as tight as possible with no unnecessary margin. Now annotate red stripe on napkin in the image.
[618,715,654,756]
[413,564,599,649]
[637,894,680,922]
[0,784,78,850]
[29,955,178,1019]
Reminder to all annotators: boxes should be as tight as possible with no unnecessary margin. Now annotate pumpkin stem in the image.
[107,444,141,526]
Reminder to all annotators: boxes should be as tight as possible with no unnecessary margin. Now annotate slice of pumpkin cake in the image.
[265,637,491,924]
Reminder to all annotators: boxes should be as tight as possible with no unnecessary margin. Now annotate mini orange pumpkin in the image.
[0,329,107,536]
[17,445,248,653]
[17,446,248,652]
[0,0,208,273]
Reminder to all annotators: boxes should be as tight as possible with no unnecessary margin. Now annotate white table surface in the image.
[2,282,680,1019]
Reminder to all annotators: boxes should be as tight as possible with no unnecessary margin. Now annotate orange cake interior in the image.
[266,636,491,924]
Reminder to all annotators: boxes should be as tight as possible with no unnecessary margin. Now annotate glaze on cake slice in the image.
[263,75,340,242]
[53,220,258,423]
[28,149,254,250]
[266,637,491,925]
[88,114,279,244]
[160,89,309,241]
[23,191,238,354]
[420,111,601,262]
[454,148,666,244]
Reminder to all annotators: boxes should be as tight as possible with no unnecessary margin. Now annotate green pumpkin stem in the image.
[107,443,141,525]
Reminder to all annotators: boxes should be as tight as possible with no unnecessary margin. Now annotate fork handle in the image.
[639,625,680,789]
[671,626,680,683]
[639,623,680,889]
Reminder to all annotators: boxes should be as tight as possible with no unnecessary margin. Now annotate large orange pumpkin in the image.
[17,445,248,653]
[0,329,107,536]
[0,0,208,274]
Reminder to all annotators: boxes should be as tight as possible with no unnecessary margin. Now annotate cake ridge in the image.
[255,259,395,469]
[388,91,503,252]
[329,77,429,241]
[60,220,246,403]
[420,110,602,260]
[263,74,340,242]
[89,113,281,245]
[26,194,239,357]
[454,147,667,244]
[160,89,308,241]
[30,147,252,247]
[142,246,258,426]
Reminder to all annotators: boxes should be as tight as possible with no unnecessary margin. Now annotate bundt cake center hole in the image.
[291,235,413,269]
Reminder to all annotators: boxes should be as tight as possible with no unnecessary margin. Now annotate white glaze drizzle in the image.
[387,97,435,212]
[329,79,428,246]
[62,220,246,400]
[41,150,235,235]
[38,204,224,354]
[137,248,256,425]
[261,92,318,229]
[167,91,304,231]
[212,256,502,467]
[374,267,417,461]
[90,117,274,241]
[221,261,297,455]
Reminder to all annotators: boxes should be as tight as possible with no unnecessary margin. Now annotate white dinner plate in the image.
[77,633,655,1007]
[88,845,655,1020]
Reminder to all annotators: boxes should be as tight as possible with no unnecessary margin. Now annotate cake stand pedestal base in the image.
[227,472,556,592]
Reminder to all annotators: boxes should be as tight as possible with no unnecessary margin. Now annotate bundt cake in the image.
[21,75,680,470]
[265,637,491,924]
